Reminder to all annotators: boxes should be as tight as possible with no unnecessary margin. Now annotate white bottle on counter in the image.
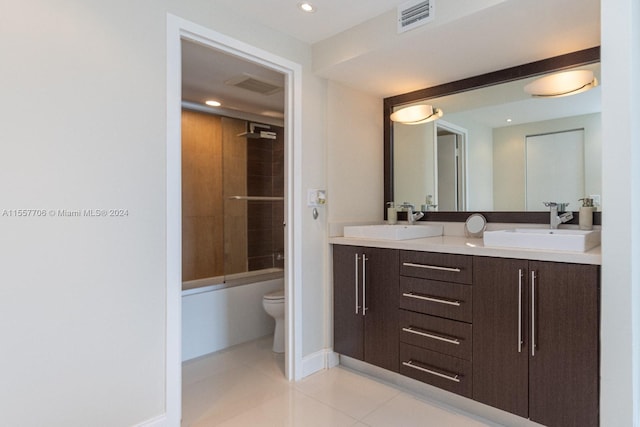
[579,198,595,230]
[387,202,397,225]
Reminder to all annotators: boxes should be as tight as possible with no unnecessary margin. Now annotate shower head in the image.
[237,130,277,139]
[237,122,277,140]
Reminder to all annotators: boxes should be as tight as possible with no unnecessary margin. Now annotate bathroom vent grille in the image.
[397,0,434,33]
[226,73,283,95]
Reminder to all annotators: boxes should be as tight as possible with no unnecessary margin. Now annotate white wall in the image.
[326,81,384,223]
[492,113,601,210]
[394,122,436,208]
[464,121,495,211]
[600,0,640,425]
[0,1,328,426]
[299,74,329,357]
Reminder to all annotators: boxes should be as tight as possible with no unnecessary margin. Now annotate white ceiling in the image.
[182,40,286,120]
[210,0,412,44]
[183,0,601,120]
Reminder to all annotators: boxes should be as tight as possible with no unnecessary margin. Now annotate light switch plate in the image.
[307,189,326,207]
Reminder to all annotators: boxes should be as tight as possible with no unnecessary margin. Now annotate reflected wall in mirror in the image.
[385,47,601,216]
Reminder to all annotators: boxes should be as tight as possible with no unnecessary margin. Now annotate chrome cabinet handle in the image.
[403,262,461,273]
[362,255,369,315]
[531,270,537,357]
[518,268,523,353]
[402,361,461,383]
[354,254,360,314]
[402,292,461,306]
[402,327,461,345]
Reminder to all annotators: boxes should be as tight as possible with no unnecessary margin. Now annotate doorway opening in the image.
[436,121,467,211]
[181,39,286,297]
[166,15,303,425]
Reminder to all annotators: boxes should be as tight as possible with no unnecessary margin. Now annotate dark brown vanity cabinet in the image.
[333,245,399,372]
[332,244,600,426]
[398,251,474,397]
[473,257,600,427]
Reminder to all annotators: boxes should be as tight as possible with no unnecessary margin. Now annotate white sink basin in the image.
[483,228,601,252]
[343,224,443,241]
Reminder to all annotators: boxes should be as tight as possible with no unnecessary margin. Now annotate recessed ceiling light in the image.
[205,100,221,107]
[298,2,316,13]
[506,118,512,123]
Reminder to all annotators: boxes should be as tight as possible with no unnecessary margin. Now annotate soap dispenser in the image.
[579,197,595,230]
[387,202,397,225]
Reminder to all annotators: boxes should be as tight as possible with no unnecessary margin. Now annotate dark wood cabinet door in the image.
[473,256,529,418]
[363,247,399,372]
[528,261,600,427]
[332,245,364,360]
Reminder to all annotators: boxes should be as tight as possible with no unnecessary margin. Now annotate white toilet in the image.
[262,289,285,353]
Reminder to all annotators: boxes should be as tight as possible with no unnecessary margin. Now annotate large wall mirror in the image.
[384,47,601,223]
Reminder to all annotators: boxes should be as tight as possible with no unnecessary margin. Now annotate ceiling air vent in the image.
[397,0,434,34]
[225,73,283,95]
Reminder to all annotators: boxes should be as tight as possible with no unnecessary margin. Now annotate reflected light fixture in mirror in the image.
[390,104,443,124]
[524,69,598,98]
[383,46,601,223]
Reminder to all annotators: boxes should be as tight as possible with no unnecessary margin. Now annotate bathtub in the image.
[181,269,284,361]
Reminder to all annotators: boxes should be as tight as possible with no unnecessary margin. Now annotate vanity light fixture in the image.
[524,69,598,98]
[298,2,316,13]
[390,104,443,124]
[205,100,222,107]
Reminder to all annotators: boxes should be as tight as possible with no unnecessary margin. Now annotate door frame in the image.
[165,14,303,425]
[434,120,468,211]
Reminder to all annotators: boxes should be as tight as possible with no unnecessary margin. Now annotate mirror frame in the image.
[383,46,601,224]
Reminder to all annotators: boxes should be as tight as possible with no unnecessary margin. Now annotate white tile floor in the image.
[182,336,495,427]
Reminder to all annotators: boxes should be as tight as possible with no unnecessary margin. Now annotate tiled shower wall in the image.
[246,125,284,271]
[182,110,284,281]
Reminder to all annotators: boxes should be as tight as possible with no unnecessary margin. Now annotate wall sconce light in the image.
[390,104,443,124]
[524,69,598,98]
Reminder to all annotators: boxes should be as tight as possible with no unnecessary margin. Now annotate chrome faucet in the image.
[544,202,573,229]
[400,202,425,225]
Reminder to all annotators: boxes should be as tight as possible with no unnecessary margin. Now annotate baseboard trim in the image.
[301,349,339,378]
[133,413,167,427]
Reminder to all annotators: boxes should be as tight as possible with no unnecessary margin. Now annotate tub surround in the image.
[182,277,284,361]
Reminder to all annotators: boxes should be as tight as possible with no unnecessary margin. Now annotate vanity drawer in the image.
[399,277,472,323]
[399,310,472,360]
[400,343,472,398]
[400,251,472,284]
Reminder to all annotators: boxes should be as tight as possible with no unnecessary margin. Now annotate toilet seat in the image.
[263,289,285,301]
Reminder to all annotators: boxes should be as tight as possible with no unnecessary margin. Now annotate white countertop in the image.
[329,234,601,265]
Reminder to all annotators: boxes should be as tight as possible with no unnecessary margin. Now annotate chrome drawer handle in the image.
[531,270,537,357]
[402,327,460,345]
[402,292,461,307]
[403,262,461,273]
[402,360,461,383]
[354,254,360,315]
[362,255,368,315]
[518,268,523,353]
